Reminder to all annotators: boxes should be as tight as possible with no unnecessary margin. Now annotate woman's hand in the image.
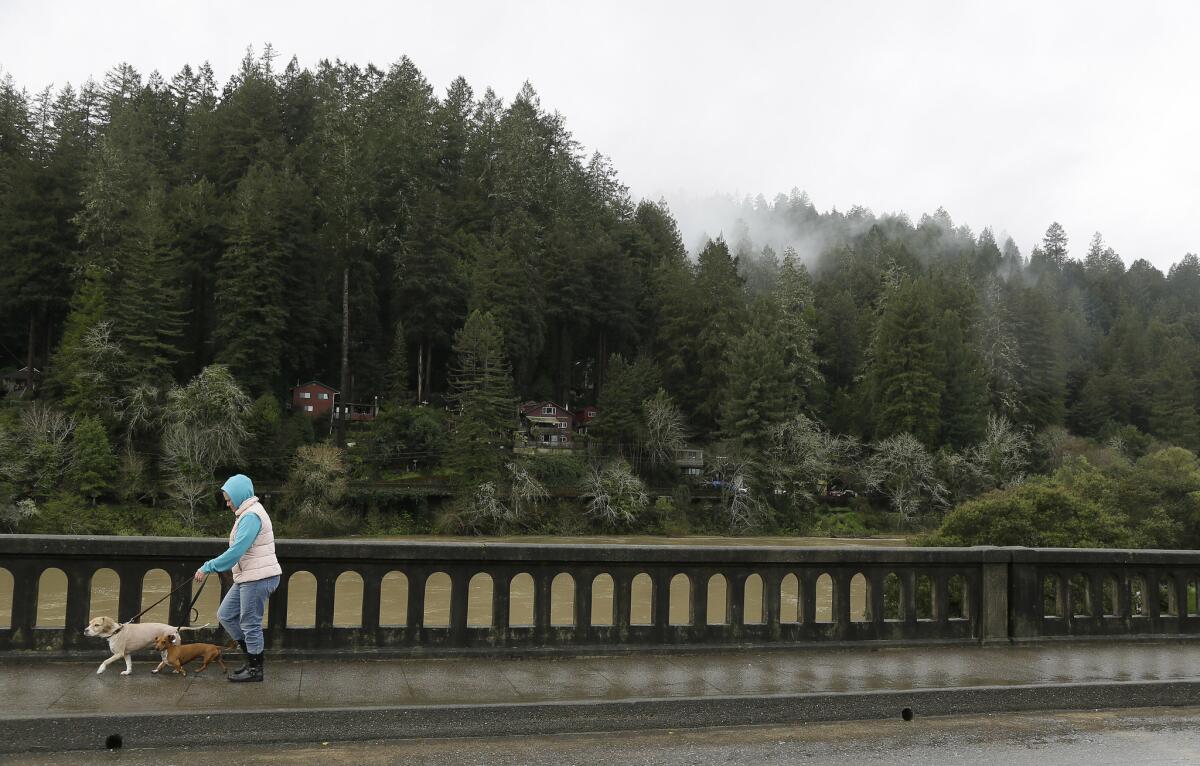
[194,569,206,583]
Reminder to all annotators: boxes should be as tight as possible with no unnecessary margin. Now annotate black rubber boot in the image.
[229,652,263,682]
[231,640,249,675]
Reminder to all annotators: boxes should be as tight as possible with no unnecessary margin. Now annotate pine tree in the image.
[386,321,410,405]
[721,300,792,452]
[1149,339,1200,449]
[691,238,748,435]
[214,163,296,394]
[592,354,660,455]
[450,310,515,479]
[773,248,822,409]
[935,310,988,448]
[111,186,185,385]
[1013,287,1065,428]
[69,415,117,503]
[870,279,943,446]
[52,265,123,420]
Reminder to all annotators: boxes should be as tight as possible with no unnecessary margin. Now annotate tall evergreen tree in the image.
[870,279,943,446]
[449,310,515,479]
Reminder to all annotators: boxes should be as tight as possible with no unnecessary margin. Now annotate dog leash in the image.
[111,574,211,636]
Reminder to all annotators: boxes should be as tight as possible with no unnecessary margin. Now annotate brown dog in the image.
[152,633,235,677]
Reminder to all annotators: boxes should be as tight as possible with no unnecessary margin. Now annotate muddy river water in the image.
[1,536,906,630]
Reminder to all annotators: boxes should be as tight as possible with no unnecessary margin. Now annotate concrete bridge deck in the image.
[5,641,1200,754]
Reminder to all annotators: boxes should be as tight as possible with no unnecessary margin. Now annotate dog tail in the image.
[177,623,211,632]
[224,639,238,650]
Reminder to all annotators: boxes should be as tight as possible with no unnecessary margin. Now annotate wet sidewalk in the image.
[5,641,1200,717]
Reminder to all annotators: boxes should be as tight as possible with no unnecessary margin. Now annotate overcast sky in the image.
[3,0,1198,269]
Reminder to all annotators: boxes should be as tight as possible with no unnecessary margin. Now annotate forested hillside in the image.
[2,48,1199,540]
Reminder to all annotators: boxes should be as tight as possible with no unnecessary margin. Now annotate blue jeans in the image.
[217,575,280,654]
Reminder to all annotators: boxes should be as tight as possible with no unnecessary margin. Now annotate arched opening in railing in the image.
[0,567,12,628]
[779,573,800,624]
[707,574,728,625]
[36,568,67,627]
[141,569,172,624]
[916,574,935,621]
[948,574,968,620]
[1160,575,1177,617]
[191,573,222,625]
[551,573,575,627]
[334,571,364,627]
[379,571,408,627]
[1188,578,1199,617]
[287,571,318,627]
[1042,574,1062,618]
[89,567,120,621]
[591,574,614,626]
[508,573,534,627]
[467,573,493,627]
[631,573,653,626]
[850,573,870,623]
[815,573,834,624]
[883,572,902,621]
[1069,573,1089,618]
[743,574,764,625]
[1130,575,1146,617]
[423,572,452,628]
[1103,576,1119,617]
[669,574,692,626]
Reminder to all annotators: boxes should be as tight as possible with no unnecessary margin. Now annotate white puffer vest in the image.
[230,497,282,584]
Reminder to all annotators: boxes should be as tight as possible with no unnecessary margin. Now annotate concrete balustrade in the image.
[2,535,1199,655]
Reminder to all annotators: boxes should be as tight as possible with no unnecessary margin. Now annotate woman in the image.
[193,474,281,682]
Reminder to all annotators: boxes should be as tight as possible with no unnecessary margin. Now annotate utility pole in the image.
[337,267,349,448]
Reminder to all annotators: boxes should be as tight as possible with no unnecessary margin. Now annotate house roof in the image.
[292,380,339,393]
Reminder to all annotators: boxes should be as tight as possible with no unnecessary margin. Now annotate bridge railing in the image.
[2,535,1199,655]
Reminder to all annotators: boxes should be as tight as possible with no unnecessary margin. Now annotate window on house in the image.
[557,421,566,429]
[304,405,314,412]
[318,393,329,400]
[302,392,312,399]
[542,406,555,415]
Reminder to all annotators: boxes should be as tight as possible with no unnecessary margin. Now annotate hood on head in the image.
[222,474,255,509]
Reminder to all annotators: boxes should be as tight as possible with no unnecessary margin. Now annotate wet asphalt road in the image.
[10,706,1200,766]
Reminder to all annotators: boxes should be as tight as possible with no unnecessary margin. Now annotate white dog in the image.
[83,616,207,676]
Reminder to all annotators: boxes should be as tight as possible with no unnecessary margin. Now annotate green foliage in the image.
[7,54,1200,540]
[932,479,1132,548]
[870,279,942,446]
[364,405,449,473]
[450,310,515,479]
[281,444,352,535]
[69,416,117,503]
[591,354,660,453]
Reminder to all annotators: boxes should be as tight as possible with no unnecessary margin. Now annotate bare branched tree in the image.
[583,459,649,526]
[977,277,1025,417]
[765,415,860,507]
[0,497,38,533]
[968,414,1030,490]
[17,403,77,496]
[708,450,768,532]
[119,383,164,449]
[284,444,350,530]
[161,366,250,527]
[459,481,508,533]
[863,433,948,526]
[643,389,687,470]
[506,461,548,524]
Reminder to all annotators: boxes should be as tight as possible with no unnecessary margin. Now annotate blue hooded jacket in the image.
[200,474,262,574]
[222,474,255,509]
